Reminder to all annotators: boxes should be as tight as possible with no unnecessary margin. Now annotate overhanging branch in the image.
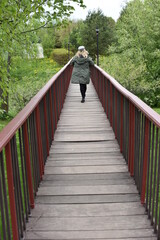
[21,22,49,34]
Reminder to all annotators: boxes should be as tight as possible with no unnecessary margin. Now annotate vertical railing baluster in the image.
[130,104,135,176]
[154,129,160,233]
[43,95,49,156]
[114,88,117,139]
[53,83,58,130]
[23,121,34,209]
[35,106,44,179]
[145,121,151,213]
[151,127,159,225]
[141,117,150,204]
[49,88,54,140]
[5,142,19,240]
[0,152,11,240]
[120,94,123,153]
[19,128,30,221]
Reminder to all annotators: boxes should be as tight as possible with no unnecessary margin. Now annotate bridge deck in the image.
[25,82,156,239]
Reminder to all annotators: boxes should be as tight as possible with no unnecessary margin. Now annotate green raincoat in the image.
[70,56,94,84]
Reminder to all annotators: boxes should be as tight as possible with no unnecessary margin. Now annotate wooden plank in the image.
[44,165,128,174]
[43,172,131,181]
[31,202,145,217]
[45,159,126,166]
[37,185,137,196]
[48,152,124,160]
[35,194,140,204]
[26,216,152,231]
[51,141,119,148]
[54,132,115,142]
[50,141,120,154]
[25,230,157,240]
[49,148,120,154]
[40,178,134,186]
[56,127,112,132]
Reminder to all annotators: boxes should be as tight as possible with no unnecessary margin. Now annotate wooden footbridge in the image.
[0,63,160,240]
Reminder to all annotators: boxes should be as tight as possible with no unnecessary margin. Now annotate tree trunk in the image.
[0,53,11,114]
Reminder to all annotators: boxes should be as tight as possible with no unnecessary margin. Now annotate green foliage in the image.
[50,48,73,65]
[38,28,55,57]
[0,0,85,110]
[69,20,85,52]
[102,0,160,107]
[8,57,61,116]
[80,9,116,60]
[154,108,160,115]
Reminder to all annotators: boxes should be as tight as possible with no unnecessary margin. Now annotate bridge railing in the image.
[91,65,160,239]
[0,62,72,239]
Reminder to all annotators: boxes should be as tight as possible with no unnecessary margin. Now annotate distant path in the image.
[24,82,156,239]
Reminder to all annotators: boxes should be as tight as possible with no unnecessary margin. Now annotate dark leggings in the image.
[80,84,87,99]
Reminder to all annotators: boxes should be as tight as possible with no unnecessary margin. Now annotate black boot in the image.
[81,98,85,103]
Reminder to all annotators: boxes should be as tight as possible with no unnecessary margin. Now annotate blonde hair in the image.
[75,49,89,58]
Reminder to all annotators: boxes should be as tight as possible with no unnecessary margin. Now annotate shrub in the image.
[44,48,53,58]
[50,48,73,65]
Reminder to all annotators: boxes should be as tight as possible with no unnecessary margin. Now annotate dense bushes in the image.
[50,48,73,65]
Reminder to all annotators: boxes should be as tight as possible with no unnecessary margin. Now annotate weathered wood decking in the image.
[25,82,156,239]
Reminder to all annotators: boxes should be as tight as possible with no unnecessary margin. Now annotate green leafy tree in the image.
[104,0,160,107]
[68,20,85,52]
[0,0,85,113]
[80,9,116,60]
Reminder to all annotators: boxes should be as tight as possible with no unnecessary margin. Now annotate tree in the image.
[105,0,160,107]
[0,0,85,113]
[80,9,116,60]
[69,20,85,52]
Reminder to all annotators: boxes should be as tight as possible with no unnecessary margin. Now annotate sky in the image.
[70,0,129,22]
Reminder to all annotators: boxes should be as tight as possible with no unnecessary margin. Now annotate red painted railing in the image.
[91,65,160,239]
[0,62,72,239]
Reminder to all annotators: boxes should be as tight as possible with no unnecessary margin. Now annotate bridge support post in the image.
[5,142,19,240]
[141,117,150,204]
[129,103,135,176]
[49,88,54,140]
[23,121,35,209]
[44,95,49,156]
[35,106,44,179]
[120,95,123,153]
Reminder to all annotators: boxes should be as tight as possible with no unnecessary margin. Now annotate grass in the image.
[154,108,160,115]
[0,57,62,132]
[0,119,11,132]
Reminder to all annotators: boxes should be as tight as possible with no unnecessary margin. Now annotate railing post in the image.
[130,104,135,176]
[43,95,49,156]
[53,83,58,130]
[103,76,106,113]
[120,95,123,153]
[115,88,117,139]
[23,121,35,209]
[35,106,44,179]
[106,79,109,118]
[5,142,19,240]
[141,117,150,204]
[128,103,135,176]
[49,88,54,140]
[110,83,113,127]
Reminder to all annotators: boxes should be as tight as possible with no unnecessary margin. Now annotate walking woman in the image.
[70,46,94,103]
